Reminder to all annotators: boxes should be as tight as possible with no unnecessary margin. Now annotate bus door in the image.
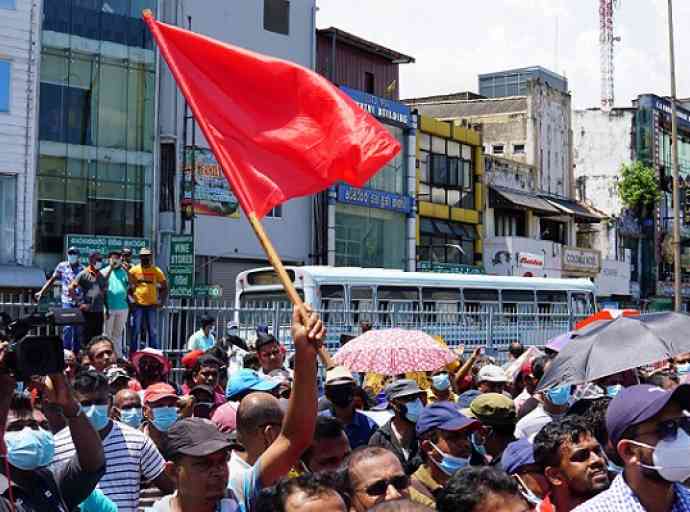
[537,290,569,342]
[319,284,347,332]
[349,286,375,329]
[462,288,499,350]
[570,291,594,321]
[376,286,420,329]
[421,287,462,346]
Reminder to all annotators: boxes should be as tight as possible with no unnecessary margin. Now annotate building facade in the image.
[478,66,568,98]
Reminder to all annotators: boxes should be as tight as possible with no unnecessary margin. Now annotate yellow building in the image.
[415,115,484,271]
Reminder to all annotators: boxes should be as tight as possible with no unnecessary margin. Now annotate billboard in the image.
[183,147,240,219]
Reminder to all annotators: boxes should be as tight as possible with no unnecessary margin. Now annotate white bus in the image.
[235,266,596,352]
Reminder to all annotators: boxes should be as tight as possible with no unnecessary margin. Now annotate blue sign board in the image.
[337,184,413,214]
[639,94,690,132]
[341,86,414,129]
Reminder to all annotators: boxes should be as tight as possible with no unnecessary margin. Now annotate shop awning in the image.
[490,186,562,215]
[0,265,47,290]
[420,218,477,240]
[542,196,604,223]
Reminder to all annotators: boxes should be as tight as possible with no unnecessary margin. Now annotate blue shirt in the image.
[320,409,378,449]
[572,473,690,512]
[53,261,84,305]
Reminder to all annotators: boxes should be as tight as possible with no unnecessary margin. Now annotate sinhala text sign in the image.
[168,235,195,298]
[65,235,150,266]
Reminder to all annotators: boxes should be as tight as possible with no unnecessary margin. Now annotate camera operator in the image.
[0,343,105,511]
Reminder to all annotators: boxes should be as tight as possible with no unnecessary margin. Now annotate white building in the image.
[0,0,43,289]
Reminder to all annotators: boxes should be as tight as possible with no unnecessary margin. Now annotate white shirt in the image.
[52,421,165,512]
[228,450,252,504]
[514,405,564,441]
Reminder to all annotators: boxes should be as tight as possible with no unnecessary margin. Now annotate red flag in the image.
[143,12,401,219]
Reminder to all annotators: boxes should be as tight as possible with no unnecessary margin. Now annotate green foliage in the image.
[618,161,661,212]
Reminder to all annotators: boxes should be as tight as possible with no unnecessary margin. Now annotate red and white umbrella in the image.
[333,328,456,375]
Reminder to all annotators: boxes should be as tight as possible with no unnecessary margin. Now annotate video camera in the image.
[0,308,83,380]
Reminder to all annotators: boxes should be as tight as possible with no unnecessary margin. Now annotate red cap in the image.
[144,382,178,405]
[181,350,204,369]
[521,358,534,377]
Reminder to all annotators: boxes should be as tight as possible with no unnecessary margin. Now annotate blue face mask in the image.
[67,254,79,265]
[4,427,55,470]
[546,385,571,406]
[606,384,623,398]
[82,404,110,431]
[119,407,143,429]
[515,474,542,507]
[677,363,690,376]
[471,432,487,458]
[608,460,624,474]
[430,442,469,476]
[152,406,178,432]
[403,399,423,423]
[432,374,450,392]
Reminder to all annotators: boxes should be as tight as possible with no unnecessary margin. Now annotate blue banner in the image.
[341,86,414,128]
[337,184,413,214]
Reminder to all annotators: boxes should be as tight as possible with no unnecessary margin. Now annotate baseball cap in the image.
[165,418,232,459]
[181,350,205,369]
[144,382,178,405]
[416,402,480,437]
[139,247,152,256]
[457,389,482,409]
[190,384,215,399]
[385,379,424,401]
[105,366,130,386]
[467,393,517,427]
[132,348,172,375]
[108,249,122,257]
[211,402,238,433]
[226,369,278,400]
[325,366,355,386]
[477,364,509,383]
[606,383,690,445]
[67,246,80,255]
[501,439,536,475]
[121,247,132,255]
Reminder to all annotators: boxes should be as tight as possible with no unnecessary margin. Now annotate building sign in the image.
[562,247,602,274]
[417,261,484,274]
[517,252,544,269]
[183,147,240,219]
[341,86,414,128]
[194,285,223,298]
[639,95,690,132]
[337,184,413,214]
[168,235,194,298]
[65,235,150,266]
[657,281,690,299]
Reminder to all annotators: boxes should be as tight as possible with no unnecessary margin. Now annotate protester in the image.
[35,246,85,352]
[86,335,117,373]
[129,247,168,353]
[52,370,174,512]
[64,349,78,383]
[533,417,610,512]
[465,393,517,466]
[188,384,216,419]
[105,365,131,394]
[501,439,550,507]
[369,379,425,474]
[142,382,179,450]
[515,385,572,441]
[101,249,130,357]
[515,356,547,417]
[343,446,412,511]
[302,415,352,473]
[508,341,526,362]
[411,402,481,508]
[187,315,216,351]
[256,473,347,512]
[573,384,690,512]
[111,388,143,429]
[211,401,237,433]
[427,370,457,404]
[256,333,288,376]
[476,365,510,395]
[185,354,225,405]
[132,347,173,389]
[70,251,108,342]
[437,466,530,512]
[322,366,378,449]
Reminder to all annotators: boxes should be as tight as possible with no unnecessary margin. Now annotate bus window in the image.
[501,290,536,316]
[350,286,374,326]
[463,289,499,313]
[238,290,305,325]
[320,285,346,324]
[537,290,568,316]
[571,292,592,317]
[377,286,420,328]
[422,288,461,323]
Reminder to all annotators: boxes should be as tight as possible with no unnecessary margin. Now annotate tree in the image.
[618,161,661,215]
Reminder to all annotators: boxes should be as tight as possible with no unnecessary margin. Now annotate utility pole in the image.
[668,0,682,311]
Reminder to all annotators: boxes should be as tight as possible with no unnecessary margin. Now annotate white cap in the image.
[477,364,509,383]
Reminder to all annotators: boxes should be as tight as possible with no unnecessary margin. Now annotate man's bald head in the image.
[114,389,142,410]
[236,392,284,437]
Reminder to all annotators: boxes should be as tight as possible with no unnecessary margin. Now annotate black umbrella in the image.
[536,312,690,391]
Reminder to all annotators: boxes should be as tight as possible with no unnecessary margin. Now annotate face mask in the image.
[606,385,623,398]
[82,404,110,431]
[4,427,55,470]
[430,441,469,476]
[326,386,354,409]
[152,406,178,432]
[119,407,143,429]
[514,474,542,507]
[631,429,690,482]
[546,385,571,406]
[472,431,487,458]
[111,258,121,268]
[93,261,103,270]
[67,254,79,265]
[432,373,450,392]
[608,460,624,474]
[677,363,690,376]
[209,327,216,335]
[403,398,423,423]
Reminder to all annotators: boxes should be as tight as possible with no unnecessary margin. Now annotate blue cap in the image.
[501,439,536,475]
[416,401,480,437]
[226,369,278,400]
[606,383,690,445]
[457,389,481,409]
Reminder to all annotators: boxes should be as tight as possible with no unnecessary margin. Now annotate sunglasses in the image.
[637,416,690,441]
[360,475,410,496]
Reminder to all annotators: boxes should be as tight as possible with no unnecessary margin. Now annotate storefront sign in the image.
[183,147,240,219]
[517,252,544,269]
[64,235,150,266]
[341,86,414,128]
[169,235,194,298]
[562,247,601,274]
[337,184,413,214]
[639,95,690,132]
[417,261,484,274]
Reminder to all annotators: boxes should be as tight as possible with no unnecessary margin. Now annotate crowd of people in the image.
[4,253,690,511]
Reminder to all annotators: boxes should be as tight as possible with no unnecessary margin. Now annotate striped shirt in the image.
[52,421,166,512]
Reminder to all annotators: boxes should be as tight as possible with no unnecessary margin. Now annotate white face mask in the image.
[630,429,690,482]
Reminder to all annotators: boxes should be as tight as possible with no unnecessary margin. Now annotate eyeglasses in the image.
[636,416,690,441]
[359,475,410,496]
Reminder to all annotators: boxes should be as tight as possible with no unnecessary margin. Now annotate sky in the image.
[316,0,690,110]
